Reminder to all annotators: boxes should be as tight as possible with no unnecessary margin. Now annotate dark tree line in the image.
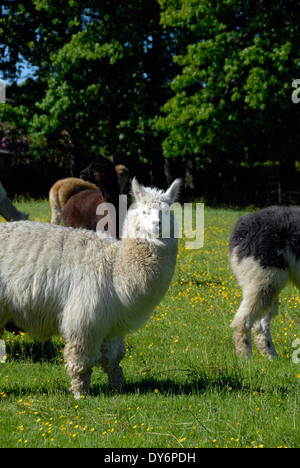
[1,0,300,202]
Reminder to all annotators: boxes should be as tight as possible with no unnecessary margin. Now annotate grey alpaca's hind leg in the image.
[231,288,282,358]
[230,254,288,357]
[253,302,278,358]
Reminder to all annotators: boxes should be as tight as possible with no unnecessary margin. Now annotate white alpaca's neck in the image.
[113,232,178,333]
[109,185,180,335]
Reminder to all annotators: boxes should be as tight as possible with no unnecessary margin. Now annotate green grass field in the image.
[0,198,299,448]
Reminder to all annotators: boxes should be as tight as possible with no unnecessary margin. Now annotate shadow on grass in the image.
[90,370,248,397]
[4,335,63,363]
[2,368,293,399]
[2,367,246,399]
[3,335,294,398]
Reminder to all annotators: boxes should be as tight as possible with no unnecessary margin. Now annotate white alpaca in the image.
[0,178,181,398]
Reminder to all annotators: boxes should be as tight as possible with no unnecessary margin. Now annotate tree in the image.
[0,0,84,81]
[0,0,89,176]
[156,0,300,190]
[1,1,177,184]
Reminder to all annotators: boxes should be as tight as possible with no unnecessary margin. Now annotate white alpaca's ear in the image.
[131,177,146,202]
[165,179,181,204]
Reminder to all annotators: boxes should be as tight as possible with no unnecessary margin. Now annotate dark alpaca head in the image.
[80,154,120,198]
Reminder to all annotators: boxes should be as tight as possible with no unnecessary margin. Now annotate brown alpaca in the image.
[49,178,99,225]
[63,156,127,238]
[49,165,129,225]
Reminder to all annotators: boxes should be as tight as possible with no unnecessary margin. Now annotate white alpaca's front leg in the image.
[64,341,94,399]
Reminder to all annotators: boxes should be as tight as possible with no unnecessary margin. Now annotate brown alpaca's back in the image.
[49,178,99,224]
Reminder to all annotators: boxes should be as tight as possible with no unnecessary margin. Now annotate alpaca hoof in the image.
[235,349,253,359]
[72,389,88,400]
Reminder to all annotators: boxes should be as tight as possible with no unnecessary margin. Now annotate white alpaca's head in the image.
[123,178,181,241]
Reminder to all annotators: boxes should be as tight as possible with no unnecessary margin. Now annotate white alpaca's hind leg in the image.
[100,338,126,391]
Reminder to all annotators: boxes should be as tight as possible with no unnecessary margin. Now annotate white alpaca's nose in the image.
[150,214,162,237]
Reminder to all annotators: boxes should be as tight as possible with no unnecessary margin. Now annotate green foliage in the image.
[157,0,300,167]
[1,1,176,176]
[1,0,300,187]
